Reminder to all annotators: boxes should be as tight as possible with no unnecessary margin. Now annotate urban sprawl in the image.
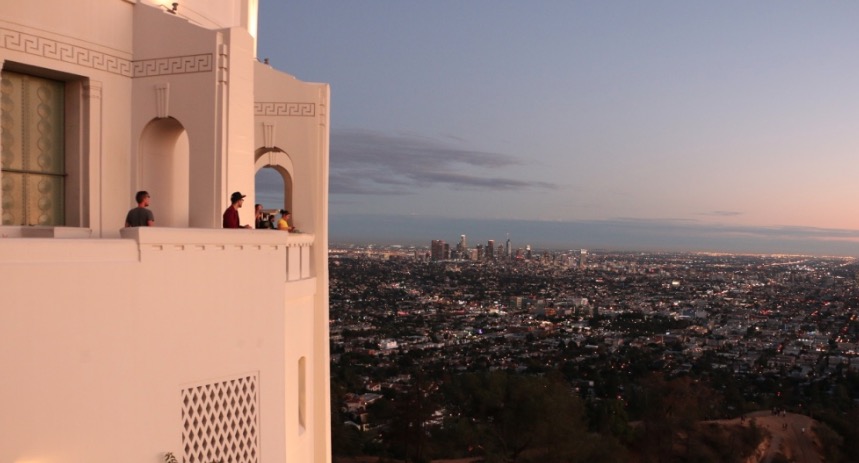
[329,238,859,460]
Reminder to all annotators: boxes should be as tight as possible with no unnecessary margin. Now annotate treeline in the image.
[332,370,764,463]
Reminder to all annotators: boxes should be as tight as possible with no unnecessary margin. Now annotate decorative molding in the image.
[155,83,170,118]
[255,102,316,117]
[0,27,214,78]
[132,54,214,77]
[217,42,229,84]
[0,27,132,76]
[262,122,275,148]
[83,80,103,100]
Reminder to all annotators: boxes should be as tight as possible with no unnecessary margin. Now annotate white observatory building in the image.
[0,1,332,462]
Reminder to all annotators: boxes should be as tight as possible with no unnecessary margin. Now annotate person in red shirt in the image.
[223,191,251,229]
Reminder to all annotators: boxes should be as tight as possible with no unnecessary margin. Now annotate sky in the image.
[255,2,859,256]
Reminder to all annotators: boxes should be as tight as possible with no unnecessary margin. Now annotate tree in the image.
[442,371,626,462]
[383,376,441,463]
[635,373,722,462]
[330,379,365,457]
[589,398,632,442]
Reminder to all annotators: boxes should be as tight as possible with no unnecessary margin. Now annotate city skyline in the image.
[256,2,859,256]
[329,215,859,257]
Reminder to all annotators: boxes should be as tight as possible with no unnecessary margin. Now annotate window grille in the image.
[180,374,260,463]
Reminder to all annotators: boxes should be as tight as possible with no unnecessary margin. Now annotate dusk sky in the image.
[255,2,859,256]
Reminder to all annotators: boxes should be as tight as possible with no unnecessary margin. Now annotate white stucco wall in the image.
[253,63,330,239]
[130,5,259,229]
[253,63,332,461]
[1,1,331,462]
[1,1,134,53]
[140,0,259,46]
[0,8,135,236]
[0,229,321,462]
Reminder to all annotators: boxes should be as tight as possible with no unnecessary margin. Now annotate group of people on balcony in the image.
[123,190,295,232]
[253,201,295,232]
[222,192,296,231]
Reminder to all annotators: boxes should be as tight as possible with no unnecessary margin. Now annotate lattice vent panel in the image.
[181,374,260,463]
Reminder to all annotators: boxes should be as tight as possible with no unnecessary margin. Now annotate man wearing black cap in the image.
[223,191,251,229]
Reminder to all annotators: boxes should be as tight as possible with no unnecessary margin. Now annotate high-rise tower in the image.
[456,234,467,259]
[431,239,445,260]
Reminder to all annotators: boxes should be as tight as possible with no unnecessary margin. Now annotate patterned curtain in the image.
[1,70,65,226]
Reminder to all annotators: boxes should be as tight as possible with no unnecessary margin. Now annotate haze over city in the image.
[256,2,859,256]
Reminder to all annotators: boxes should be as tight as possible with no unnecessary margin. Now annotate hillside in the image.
[335,411,826,463]
[713,411,823,463]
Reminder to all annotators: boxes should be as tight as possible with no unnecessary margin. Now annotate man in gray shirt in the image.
[125,190,154,227]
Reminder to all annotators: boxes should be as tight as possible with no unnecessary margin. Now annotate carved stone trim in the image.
[262,122,275,148]
[83,80,103,100]
[0,27,215,78]
[254,102,316,117]
[0,27,132,76]
[132,54,214,77]
[155,83,169,118]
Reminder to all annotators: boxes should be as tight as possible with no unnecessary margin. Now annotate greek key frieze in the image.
[132,54,214,77]
[0,27,133,76]
[0,27,215,78]
[254,102,316,117]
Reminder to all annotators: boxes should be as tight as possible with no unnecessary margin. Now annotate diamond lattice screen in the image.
[181,375,260,463]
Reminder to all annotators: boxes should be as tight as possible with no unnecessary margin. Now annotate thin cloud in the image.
[603,219,859,243]
[719,225,859,242]
[328,173,409,195]
[331,129,557,194]
[700,210,743,217]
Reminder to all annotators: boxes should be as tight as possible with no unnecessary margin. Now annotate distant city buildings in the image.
[431,240,445,261]
[429,234,586,264]
[329,246,859,420]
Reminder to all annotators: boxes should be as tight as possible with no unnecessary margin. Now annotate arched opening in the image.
[254,147,294,215]
[139,117,189,227]
[255,166,287,209]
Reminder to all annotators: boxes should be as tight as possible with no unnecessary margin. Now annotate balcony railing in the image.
[0,226,315,282]
[120,227,315,282]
